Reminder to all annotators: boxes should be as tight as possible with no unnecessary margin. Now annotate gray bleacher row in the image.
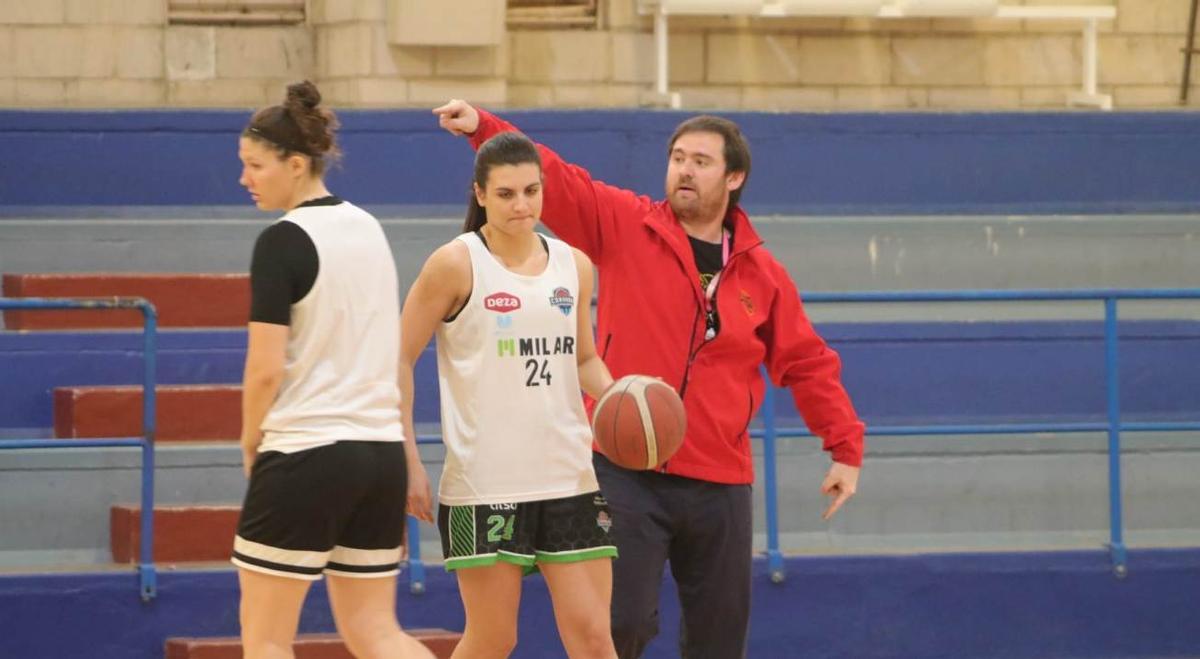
[1,211,1198,567]
[3,211,1199,293]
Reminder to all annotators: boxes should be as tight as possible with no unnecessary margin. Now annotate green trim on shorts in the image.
[443,549,537,572]
[535,545,619,564]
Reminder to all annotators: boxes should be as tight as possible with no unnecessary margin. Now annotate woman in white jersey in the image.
[233,81,433,659]
[400,132,619,658]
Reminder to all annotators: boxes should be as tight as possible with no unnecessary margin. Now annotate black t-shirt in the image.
[689,235,723,290]
[689,233,725,338]
[248,196,341,325]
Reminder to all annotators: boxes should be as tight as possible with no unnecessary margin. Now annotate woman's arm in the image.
[240,322,288,477]
[398,240,473,523]
[572,247,614,401]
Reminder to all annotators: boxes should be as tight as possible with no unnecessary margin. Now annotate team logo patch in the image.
[739,290,756,317]
[596,510,612,534]
[484,292,521,313]
[549,287,574,316]
[496,314,513,329]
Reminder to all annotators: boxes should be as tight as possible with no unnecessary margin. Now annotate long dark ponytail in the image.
[463,132,543,233]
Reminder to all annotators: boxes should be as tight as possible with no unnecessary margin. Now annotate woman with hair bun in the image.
[233,81,434,659]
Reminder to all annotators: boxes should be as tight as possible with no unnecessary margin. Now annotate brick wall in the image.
[0,0,1194,110]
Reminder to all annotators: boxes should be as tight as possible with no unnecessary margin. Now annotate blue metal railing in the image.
[753,288,1200,583]
[404,288,1200,591]
[0,297,158,600]
[8,289,1195,595]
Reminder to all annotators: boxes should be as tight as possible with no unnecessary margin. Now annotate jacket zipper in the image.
[679,266,725,399]
[668,266,727,474]
[742,384,755,448]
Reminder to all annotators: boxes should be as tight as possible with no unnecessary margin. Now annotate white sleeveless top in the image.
[260,201,403,453]
[435,231,597,505]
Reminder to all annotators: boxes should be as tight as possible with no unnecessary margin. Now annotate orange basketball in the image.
[592,374,687,470]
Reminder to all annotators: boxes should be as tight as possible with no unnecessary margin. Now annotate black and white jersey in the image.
[252,197,403,453]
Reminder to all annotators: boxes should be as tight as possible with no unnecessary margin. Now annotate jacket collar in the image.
[643,201,765,305]
[644,200,764,260]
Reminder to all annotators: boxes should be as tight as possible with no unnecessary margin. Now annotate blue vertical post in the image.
[139,302,158,601]
[1104,298,1127,578]
[406,515,426,594]
[762,383,785,583]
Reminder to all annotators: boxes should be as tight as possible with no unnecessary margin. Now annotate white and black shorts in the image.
[232,440,408,581]
[437,491,618,572]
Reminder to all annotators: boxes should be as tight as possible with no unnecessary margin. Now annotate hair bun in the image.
[286,80,321,110]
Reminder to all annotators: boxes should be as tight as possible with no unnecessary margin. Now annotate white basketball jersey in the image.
[260,201,403,453]
[436,232,597,505]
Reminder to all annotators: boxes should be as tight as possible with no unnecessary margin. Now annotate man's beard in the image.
[670,188,718,222]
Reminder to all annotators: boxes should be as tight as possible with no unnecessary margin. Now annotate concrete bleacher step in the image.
[164,631,462,659]
[2,273,248,329]
[55,385,240,441]
[111,505,239,563]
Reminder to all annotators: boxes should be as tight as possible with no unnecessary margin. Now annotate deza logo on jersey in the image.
[484,292,521,313]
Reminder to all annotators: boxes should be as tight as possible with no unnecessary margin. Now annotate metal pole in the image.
[406,515,426,594]
[139,302,159,601]
[1104,298,1127,578]
[762,383,785,583]
[655,4,669,97]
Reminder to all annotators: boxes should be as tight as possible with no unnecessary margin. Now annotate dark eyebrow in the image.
[672,147,715,160]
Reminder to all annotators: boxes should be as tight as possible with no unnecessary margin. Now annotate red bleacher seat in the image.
[164,631,461,659]
[111,505,239,563]
[2,273,248,329]
[54,385,240,441]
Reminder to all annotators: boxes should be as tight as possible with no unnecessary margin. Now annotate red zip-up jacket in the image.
[469,110,865,484]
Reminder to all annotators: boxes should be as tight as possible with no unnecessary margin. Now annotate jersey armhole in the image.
[443,241,476,324]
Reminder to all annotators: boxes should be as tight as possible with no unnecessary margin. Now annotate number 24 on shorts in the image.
[487,513,516,542]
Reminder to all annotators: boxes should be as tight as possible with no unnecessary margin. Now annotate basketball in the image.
[592,374,687,470]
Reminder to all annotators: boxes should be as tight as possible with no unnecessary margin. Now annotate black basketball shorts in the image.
[232,440,408,581]
[437,490,617,572]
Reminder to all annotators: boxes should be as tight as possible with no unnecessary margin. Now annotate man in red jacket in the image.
[434,100,865,659]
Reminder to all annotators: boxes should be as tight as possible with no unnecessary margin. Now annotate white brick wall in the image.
[707,33,802,85]
[215,27,312,80]
[166,26,215,81]
[797,36,891,86]
[374,27,434,77]
[318,24,373,78]
[76,79,165,105]
[511,31,611,83]
[167,79,275,107]
[984,37,1079,87]
[14,27,84,78]
[408,77,506,106]
[893,37,986,86]
[435,44,507,78]
[65,0,164,25]
[117,28,165,79]
[0,0,65,25]
[0,27,12,79]
[0,0,1192,110]
[1100,35,1179,85]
